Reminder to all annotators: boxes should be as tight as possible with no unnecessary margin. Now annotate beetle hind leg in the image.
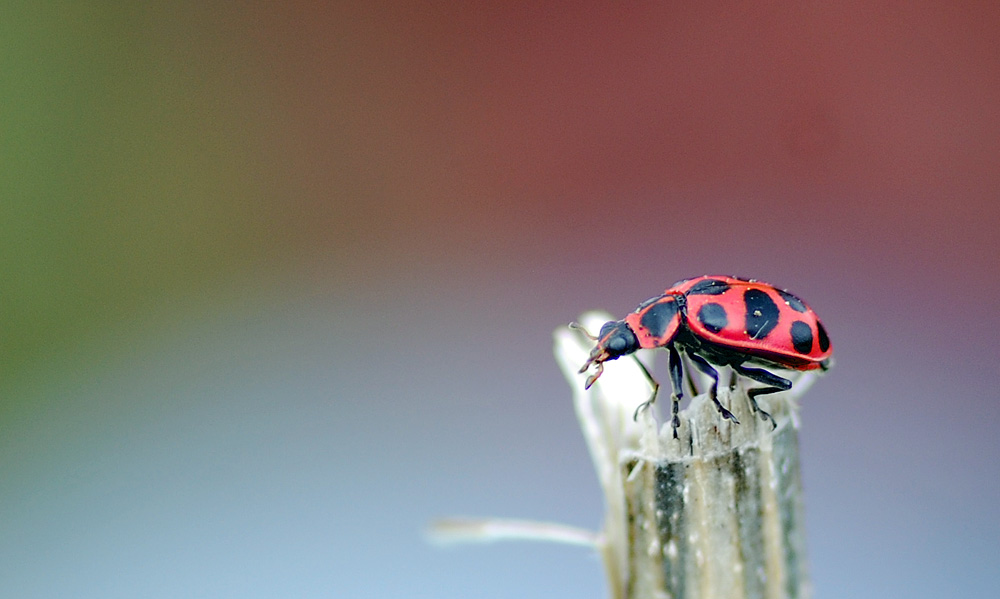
[731,363,792,429]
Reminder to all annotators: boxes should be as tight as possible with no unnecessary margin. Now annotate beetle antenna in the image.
[569,322,597,340]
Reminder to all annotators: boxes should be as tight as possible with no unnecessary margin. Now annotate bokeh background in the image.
[3,2,999,598]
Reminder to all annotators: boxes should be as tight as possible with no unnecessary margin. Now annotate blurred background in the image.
[2,2,998,598]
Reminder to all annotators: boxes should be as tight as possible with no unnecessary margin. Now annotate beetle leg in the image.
[634,347,683,436]
[665,346,684,438]
[681,352,701,397]
[687,353,739,424]
[630,356,660,421]
[731,363,792,429]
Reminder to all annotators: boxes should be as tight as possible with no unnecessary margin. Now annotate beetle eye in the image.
[598,321,639,359]
[605,333,630,354]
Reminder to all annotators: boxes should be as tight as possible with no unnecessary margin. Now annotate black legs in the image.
[731,363,792,429]
[630,351,792,436]
[687,353,739,425]
[632,346,685,439]
[667,346,684,438]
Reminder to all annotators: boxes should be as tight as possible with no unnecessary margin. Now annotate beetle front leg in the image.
[666,346,685,439]
[631,357,660,421]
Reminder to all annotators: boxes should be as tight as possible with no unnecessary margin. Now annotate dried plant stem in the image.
[619,410,810,599]
[555,313,813,599]
[430,312,816,599]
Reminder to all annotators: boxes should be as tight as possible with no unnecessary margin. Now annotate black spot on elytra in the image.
[639,299,679,338]
[697,303,728,333]
[817,320,831,352]
[778,289,807,312]
[744,289,779,340]
[636,294,665,310]
[790,320,814,354]
[686,278,730,295]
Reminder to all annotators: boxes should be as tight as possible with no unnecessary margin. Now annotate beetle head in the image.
[576,320,640,389]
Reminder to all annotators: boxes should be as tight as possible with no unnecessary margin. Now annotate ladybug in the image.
[577,275,832,438]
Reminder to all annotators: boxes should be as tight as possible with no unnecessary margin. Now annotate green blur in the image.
[1,4,278,384]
